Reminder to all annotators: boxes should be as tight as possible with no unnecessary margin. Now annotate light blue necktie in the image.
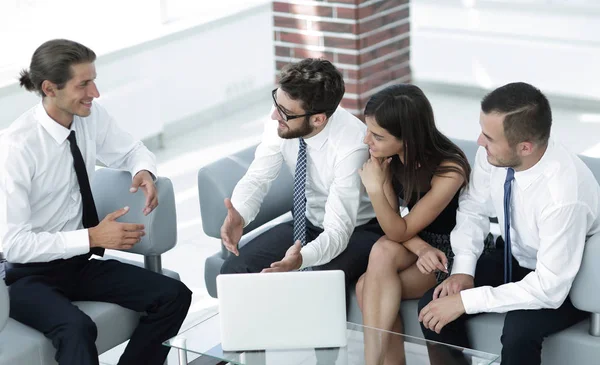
[504,167,515,284]
[293,138,307,246]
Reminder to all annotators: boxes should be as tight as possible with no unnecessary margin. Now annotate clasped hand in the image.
[89,207,145,250]
[416,245,448,275]
[418,274,473,334]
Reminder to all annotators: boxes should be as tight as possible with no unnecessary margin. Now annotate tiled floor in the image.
[99,84,599,364]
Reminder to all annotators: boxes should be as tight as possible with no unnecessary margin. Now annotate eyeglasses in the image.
[271,88,328,122]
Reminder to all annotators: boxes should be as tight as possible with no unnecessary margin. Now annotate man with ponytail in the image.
[0,39,191,365]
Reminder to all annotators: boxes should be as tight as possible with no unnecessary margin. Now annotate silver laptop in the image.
[217,270,347,351]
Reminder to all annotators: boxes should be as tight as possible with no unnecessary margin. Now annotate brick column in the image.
[273,0,411,117]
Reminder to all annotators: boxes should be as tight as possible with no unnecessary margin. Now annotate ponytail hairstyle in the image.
[19,39,96,97]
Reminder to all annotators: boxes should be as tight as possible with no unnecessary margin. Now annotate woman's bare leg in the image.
[361,237,416,365]
[382,263,436,365]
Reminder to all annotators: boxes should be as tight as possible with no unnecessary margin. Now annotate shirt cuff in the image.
[62,229,91,258]
[231,200,251,228]
[299,246,318,269]
[451,254,478,277]
[460,287,487,314]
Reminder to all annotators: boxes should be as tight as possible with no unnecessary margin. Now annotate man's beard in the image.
[278,117,314,139]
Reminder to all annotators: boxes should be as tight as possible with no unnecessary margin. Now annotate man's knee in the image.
[171,280,193,310]
[220,254,250,274]
[157,277,193,312]
[501,312,544,353]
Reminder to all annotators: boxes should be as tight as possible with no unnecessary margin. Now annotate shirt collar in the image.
[302,109,335,151]
[35,102,74,145]
[513,138,554,190]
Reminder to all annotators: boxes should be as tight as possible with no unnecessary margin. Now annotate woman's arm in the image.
[369,161,465,248]
[382,170,399,213]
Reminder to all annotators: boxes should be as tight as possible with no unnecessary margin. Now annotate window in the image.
[0,0,269,87]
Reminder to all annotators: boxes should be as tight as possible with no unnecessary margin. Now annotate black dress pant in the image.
[417,248,587,365]
[220,218,383,287]
[6,255,192,365]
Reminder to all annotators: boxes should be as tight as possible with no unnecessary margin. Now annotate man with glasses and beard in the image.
[219,58,381,287]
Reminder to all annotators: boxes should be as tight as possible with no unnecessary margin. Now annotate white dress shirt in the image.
[0,102,157,264]
[452,139,600,314]
[231,107,376,269]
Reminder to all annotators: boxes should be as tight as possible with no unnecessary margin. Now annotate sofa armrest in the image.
[451,138,480,167]
[0,279,8,332]
[198,144,293,248]
[91,168,177,256]
[570,232,600,314]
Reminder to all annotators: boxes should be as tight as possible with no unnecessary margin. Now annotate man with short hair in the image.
[220,58,381,285]
[417,82,600,365]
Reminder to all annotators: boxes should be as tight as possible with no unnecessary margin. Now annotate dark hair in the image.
[19,39,96,97]
[278,58,345,118]
[481,82,552,146]
[364,84,471,204]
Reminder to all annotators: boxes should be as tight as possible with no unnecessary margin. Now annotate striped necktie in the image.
[293,138,307,246]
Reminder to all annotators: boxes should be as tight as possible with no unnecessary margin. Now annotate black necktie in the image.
[67,131,104,256]
[503,167,515,283]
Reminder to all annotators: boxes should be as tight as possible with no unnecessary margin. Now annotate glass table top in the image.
[164,312,499,365]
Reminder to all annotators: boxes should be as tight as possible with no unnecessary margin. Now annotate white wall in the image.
[0,2,274,142]
[411,0,600,102]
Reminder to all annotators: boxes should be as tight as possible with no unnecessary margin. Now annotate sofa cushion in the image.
[0,260,180,365]
[0,302,138,365]
[0,318,53,365]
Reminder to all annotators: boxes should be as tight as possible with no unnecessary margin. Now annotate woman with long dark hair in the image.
[356,84,471,365]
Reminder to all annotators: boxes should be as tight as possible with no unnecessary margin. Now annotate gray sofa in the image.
[200,138,600,364]
[0,168,181,365]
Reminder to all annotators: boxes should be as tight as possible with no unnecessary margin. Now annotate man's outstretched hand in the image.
[262,241,303,273]
[220,198,244,256]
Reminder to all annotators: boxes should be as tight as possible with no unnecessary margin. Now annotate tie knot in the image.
[67,130,77,144]
[299,138,306,149]
[505,167,515,183]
